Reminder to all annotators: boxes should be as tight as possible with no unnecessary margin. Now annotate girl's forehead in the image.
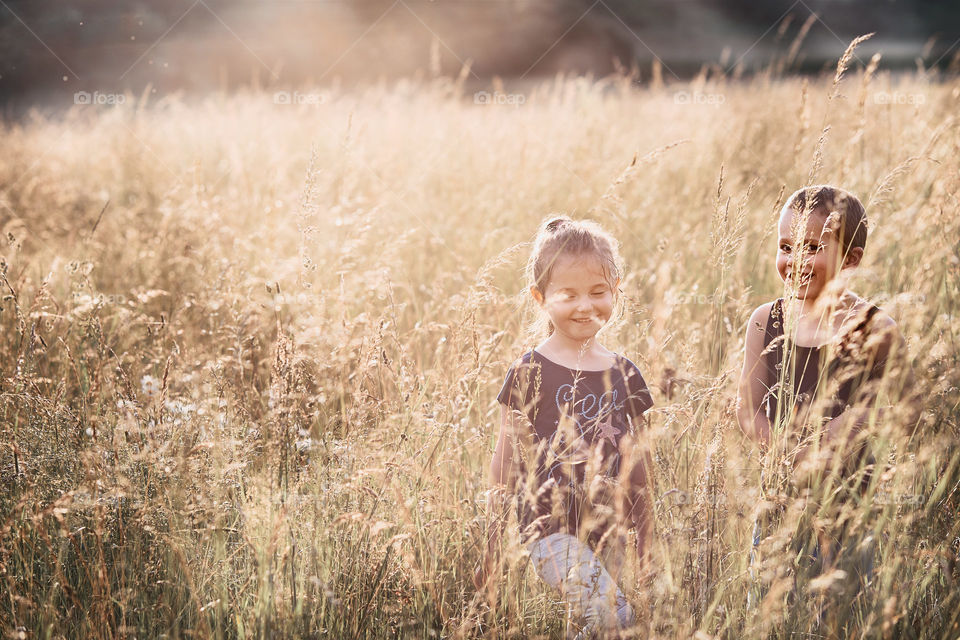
[547,252,611,284]
[553,252,604,269]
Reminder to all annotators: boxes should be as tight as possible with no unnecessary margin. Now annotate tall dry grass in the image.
[1,49,958,638]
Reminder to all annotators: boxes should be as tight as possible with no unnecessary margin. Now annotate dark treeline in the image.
[2,0,959,112]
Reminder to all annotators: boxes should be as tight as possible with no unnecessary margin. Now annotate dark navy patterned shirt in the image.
[497,350,653,544]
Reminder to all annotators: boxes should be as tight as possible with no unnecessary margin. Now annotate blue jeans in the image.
[528,533,634,639]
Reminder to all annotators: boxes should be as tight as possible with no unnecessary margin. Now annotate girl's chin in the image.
[559,324,601,340]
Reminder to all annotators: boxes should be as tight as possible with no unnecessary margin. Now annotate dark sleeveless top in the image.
[762,298,887,445]
[756,298,893,545]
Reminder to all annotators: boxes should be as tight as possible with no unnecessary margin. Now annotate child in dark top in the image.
[736,185,909,616]
[475,216,654,639]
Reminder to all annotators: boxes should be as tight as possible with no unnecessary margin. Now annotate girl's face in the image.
[776,208,861,301]
[532,253,617,344]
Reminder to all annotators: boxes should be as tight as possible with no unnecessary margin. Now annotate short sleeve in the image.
[623,365,654,426]
[497,359,535,415]
[496,364,522,411]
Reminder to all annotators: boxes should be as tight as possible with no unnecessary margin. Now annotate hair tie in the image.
[545,216,569,232]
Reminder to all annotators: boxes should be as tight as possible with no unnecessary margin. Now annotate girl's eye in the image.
[591,291,606,297]
[779,244,791,253]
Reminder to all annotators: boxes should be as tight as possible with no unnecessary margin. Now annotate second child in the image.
[737,185,909,617]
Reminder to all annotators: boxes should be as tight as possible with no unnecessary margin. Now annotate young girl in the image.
[737,185,909,618]
[475,216,654,638]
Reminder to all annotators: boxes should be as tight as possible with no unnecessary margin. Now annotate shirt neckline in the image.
[773,298,831,350]
[531,349,619,373]
[774,297,875,350]
[790,340,824,351]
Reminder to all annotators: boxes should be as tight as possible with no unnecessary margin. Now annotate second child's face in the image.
[534,253,616,343]
[776,208,858,301]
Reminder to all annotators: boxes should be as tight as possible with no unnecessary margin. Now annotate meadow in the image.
[1,43,959,638]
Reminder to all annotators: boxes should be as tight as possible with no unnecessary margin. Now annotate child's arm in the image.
[474,404,521,591]
[625,437,654,567]
[736,303,775,446]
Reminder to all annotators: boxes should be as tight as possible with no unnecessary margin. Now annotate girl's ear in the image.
[843,247,864,269]
[530,286,544,305]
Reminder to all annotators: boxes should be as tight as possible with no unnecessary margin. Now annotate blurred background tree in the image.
[2,0,959,113]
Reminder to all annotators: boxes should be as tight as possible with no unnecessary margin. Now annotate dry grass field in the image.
[1,46,959,638]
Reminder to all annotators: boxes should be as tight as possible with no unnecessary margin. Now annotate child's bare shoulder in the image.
[741,302,777,371]
[746,301,777,335]
[847,295,904,351]
[851,295,898,329]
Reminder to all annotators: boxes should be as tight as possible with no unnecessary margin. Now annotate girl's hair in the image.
[786,185,868,255]
[526,215,624,335]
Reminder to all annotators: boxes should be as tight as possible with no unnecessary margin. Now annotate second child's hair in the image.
[526,215,624,336]
[786,185,868,256]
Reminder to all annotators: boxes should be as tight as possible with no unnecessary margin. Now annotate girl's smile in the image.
[533,253,617,346]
